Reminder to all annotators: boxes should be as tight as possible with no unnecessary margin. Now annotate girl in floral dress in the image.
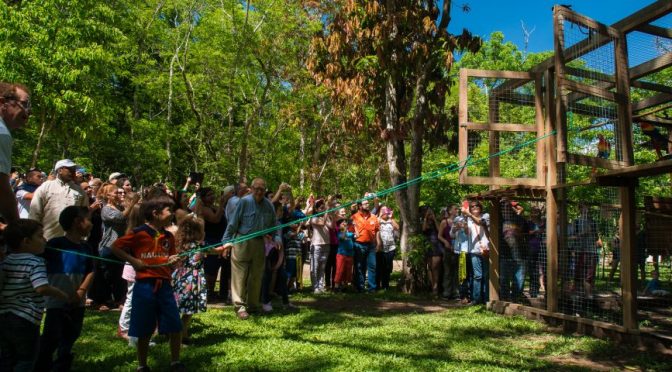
[172,215,223,345]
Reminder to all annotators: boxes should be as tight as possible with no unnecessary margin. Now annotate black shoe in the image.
[137,366,151,372]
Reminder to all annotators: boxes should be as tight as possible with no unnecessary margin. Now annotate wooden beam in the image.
[461,123,538,132]
[595,159,672,180]
[634,114,672,129]
[565,67,615,83]
[636,24,672,39]
[567,153,630,169]
[459,69,469,184]
[557,7,621,38]
[462,176,542,187]
[535,75,546,187]
[544,70,559,313]
[560,77,623,103]
[489,200,501,302]
[460,68,534,80]
[555,6,568,163]
[614,28,634,165]
[621,185,638,330]
[629,52,672,80]
[631,80,672,94]
[632,93,672,112]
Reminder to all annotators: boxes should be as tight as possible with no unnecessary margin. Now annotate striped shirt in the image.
[0,253,49,325]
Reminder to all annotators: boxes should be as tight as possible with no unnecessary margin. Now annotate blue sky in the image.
[447,0,657,53]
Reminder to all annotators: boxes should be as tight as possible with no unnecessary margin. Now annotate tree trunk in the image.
[238,111,251,183]
[31,110,51,168]
[299,123,306,192]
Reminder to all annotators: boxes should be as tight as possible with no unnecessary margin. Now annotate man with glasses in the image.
[0,82,31,228]
[16,168,44,218]
[221,178,279,320]
[29,159,89,240]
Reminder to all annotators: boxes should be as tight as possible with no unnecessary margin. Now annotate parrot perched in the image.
[597,134,611,159]
[639,122,671,159]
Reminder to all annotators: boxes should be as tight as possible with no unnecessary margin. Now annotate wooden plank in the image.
[463,176,542,187]
[460,68,534,80]
[631,80,672,94]
[567,153,630,169]
[459,69,469,183]
[632,92,672,112]
[595,159,672,180]
[613,0,672,34]
[535,75,545,187]
[636,24,672,39]
[621,185,638,330]
[560,77,622,103]
[489,100,500,179]
[557,7,621,39]
[629,53,672,80]
[554,6,568,162]
[461,123,538,132]
[544,70,559,313]
[565,67,615,83]
[614,30,634,165]
[634,114,672,129]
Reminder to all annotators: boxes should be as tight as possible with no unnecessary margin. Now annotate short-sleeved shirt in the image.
[15,189,32,218]
[284,231,303,260]
[44,237,94,308]
[337,231,355,256]
[0,117,12,175]
[112,224,176,280]
[222,194,279,243]
[352,211,380,244]
[0,253,50,325]
[28,178,89,241]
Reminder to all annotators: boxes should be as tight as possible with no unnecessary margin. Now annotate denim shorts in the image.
[129,278,182,338]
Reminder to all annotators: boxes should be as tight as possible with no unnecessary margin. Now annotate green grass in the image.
[72,291,672,371]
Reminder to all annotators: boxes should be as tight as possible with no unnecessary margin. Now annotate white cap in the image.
[108,172,126,181]
[222,185,235,195]
[54,159,77,170]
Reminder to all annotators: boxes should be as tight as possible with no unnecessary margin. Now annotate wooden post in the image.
[459,69,469,183]
[489,199,501,302]
[620,183,637,329]
[544,69,559,312]
[553,6,568,163]
[489,97,500,189]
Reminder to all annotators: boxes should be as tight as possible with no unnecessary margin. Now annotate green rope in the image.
[45,129,558,267]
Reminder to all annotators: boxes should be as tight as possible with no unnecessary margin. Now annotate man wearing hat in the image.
[108,172,126,185]
[29,159,89,240]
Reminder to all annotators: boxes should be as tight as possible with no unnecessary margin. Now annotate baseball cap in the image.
[108,172,126,181]
[222,185,235,195]
[54,159,77,171]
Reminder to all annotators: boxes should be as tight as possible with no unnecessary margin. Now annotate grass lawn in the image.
[72,290,672,371]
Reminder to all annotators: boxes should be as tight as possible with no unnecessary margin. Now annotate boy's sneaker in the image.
[170,361,186,372]
[262,302,273,313]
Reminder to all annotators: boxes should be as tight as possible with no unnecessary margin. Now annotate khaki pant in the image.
[231,237,265,312]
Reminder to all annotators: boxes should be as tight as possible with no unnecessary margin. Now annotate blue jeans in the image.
[0,313,40,372]
[470,253,489,304]
[354,242,377,291]
[501,258,526,301]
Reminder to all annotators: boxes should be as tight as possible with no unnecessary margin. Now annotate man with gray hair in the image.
[222,178,279,320]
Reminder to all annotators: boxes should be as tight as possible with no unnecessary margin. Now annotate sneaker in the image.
[170,361,186,372]
[128,337,157,348]
[262,302,273,313]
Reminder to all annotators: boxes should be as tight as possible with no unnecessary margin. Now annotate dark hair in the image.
[0,82,30,101]
[59,206,90,231]
[141,196,174,222]
[4,219,42,251]
[197,187,213,198]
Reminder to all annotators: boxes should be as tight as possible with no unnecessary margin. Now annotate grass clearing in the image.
[73,291,671,371]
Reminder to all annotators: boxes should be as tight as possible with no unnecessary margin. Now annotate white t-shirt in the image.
[0,117,12,175]
[16,189,31,218]
[310,216,330,246]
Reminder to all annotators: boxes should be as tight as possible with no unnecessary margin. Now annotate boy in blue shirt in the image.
[36,206,94,372]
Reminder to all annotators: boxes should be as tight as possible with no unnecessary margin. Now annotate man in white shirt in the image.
[0,82,31,228]
[29,159,89,240]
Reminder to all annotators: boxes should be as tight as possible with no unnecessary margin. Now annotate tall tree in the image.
[308,0,481,291]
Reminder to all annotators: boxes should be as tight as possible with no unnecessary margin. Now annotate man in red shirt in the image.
[351,196,380,292]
